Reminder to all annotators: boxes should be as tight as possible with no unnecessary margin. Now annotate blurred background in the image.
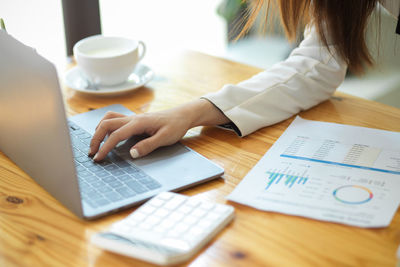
[1,0,399,108]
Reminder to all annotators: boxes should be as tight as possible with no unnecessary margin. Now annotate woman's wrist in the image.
[177,98,231,129]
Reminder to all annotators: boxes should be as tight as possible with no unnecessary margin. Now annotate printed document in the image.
[228,117,400,227]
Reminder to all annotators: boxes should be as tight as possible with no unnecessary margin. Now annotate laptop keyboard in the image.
[68,122,162,209]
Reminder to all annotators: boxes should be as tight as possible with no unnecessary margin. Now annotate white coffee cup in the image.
[73,35,146,86]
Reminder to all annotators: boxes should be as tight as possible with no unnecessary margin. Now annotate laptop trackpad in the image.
[115,135,191,166]
[115,137,213,188]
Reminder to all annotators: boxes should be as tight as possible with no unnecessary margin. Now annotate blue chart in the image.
[265,171,308,190]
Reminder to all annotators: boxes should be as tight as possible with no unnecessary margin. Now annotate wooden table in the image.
[1,50,400,267]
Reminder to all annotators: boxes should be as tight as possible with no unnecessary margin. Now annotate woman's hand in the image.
[89,99,231,161]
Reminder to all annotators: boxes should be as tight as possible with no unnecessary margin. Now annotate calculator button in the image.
[205,213,220,221]
[191,209,207,218]
[199,202,215,211]
[154,227,166,234]
[188,226,205,237]
[154,208,170,218]
[171,223,189,234]
[185,198,201,208]
[125,219,139,227]
[167,212,184,222]
[214,204,233,214]
[140,205,156,214]
[197,219,213,229]
[138,223,153,230]
[157,192,174,201]
[177,205,193,215]
[164,198,185,210]
[160,238,190,251]
[159,219,175,230]
[148,198,164,207]
[143,216,161,226]
[183,216,198,226]
[129,212,146,221]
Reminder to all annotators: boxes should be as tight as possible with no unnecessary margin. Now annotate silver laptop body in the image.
[0,30,224,219]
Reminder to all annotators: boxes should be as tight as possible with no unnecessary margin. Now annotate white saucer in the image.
[64,64,154,96]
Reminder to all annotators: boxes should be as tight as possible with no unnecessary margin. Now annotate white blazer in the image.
[203,1,399,137]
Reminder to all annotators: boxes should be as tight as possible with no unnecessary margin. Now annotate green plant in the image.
[0,18,6,31]
[217,0,247,23]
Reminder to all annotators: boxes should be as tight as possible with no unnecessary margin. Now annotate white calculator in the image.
[91,191,235,265]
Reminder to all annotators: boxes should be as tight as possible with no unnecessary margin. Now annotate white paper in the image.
[227,117,400,228]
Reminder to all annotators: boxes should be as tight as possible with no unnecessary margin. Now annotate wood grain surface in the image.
[1,50,400,267]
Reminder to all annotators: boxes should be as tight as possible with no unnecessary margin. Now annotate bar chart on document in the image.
[257,156,392,219]
[263,135,393,206]
[228,117,400,228]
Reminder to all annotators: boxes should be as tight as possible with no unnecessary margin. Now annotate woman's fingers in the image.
[95,111,126,131]
[89,104,197,161]
[89,117,129,157]
[130,128,171,158]
[92,117,147,161]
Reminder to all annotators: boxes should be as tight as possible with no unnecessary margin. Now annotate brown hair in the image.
[240,0,379,74]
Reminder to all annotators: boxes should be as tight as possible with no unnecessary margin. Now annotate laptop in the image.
[0,30,224,219]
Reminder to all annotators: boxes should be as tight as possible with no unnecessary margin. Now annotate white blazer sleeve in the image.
[203,26,348,136]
